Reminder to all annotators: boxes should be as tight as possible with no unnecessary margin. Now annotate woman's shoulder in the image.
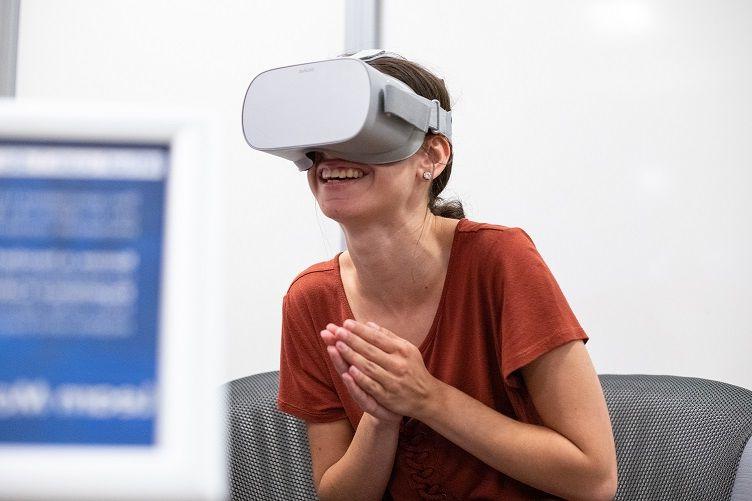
[285,254,341,300]
[458,218,537,255]
[454,219,544,292]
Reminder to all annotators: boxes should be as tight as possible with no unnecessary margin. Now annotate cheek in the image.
[374,167,415,193]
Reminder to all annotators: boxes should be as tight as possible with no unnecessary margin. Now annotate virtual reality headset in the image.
[241,49,452,171]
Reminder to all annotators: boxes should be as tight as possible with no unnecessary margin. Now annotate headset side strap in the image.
[383,84,452,140]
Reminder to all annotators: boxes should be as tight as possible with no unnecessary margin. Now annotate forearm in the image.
[318,413,400,501]
[418,379,611,501]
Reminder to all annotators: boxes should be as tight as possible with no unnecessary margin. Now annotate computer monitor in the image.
[0,99,226,500]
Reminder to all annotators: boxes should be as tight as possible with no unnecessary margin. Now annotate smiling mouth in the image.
[319,166,368,183]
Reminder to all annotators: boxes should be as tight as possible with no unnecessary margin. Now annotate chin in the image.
[319,205,357,223]
[319,201,375,225]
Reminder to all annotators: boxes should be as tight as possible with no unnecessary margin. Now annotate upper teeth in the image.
[321,167,364,180]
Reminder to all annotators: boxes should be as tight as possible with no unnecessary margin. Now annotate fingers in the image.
[342,320,399,354]
[322,331,350,375]
[345,364,384,402]
[322,335,382,414]
[325,323,399,373]
[323,329,382,388]
[327,345,350,375]
[322,323,398,419]
[333,337,397,393]
[341,371,383,416]
[320,329,337,347]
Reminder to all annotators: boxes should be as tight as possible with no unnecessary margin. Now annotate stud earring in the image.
[422,171,433,180]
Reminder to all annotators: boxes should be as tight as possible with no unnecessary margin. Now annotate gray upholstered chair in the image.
[223,371,752,500]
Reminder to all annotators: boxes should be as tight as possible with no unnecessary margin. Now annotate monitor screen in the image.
[0,140,169,446]
[0,102,226,501]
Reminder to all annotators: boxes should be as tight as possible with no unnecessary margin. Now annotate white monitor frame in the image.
[0,99,227,501]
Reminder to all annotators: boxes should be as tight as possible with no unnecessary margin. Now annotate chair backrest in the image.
[223,370,317,501]
[598,374,752,500]
[223,371,752,501]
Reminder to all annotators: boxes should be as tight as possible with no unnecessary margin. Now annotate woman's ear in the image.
[421,135,452,178]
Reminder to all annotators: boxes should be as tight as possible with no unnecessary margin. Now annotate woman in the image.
[276,53,617,500]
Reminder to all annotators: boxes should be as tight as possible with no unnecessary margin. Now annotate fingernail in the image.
[367,321,380,329]
[336,341,347,350]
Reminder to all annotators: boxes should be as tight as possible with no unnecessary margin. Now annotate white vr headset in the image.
[241,49,452,171]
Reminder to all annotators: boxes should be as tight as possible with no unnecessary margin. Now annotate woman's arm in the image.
[317,413,400,501]
[328,319,617,500]
[316,327,403,501]
[417,339,617,501]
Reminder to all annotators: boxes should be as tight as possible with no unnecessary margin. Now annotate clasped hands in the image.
[320,319,439,425]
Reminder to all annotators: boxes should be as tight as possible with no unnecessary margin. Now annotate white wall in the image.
[15,1,752,390]
[16,0,345,386]
[383,0,752,390]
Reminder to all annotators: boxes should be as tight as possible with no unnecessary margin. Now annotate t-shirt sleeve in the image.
[276,292,347,423]
[499,228,589,389]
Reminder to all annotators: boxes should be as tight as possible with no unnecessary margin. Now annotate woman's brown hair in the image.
[367,57,465,220]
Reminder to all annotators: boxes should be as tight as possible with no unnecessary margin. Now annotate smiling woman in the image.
[273,52,617,501]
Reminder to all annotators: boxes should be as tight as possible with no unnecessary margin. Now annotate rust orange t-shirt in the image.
[277,218,589,500]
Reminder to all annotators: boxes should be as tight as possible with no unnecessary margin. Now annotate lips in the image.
[319,167,367,183]
[317,158,370,183]
[320,159,356,170]
[318,159,358,176]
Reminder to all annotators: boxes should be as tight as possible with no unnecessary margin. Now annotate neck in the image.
[340,211,458,314]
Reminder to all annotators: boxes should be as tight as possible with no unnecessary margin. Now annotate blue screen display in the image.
[0,140,168,445]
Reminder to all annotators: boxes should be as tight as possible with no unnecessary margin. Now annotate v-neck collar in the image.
[333,218,465,354]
